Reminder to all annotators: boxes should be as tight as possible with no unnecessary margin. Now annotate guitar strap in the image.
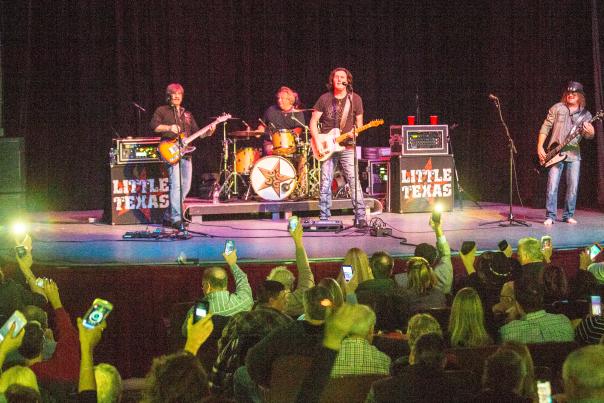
[339,97,351,130]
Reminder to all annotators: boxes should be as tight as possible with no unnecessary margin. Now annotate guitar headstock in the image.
[215,113,232,124]
[368,119,385,128]
[594,110,604,121]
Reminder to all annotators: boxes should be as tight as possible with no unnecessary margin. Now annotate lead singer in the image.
[309,67,367,227]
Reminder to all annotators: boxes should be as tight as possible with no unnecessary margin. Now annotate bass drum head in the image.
[250,156,297,201]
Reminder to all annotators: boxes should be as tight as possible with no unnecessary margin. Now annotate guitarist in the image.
[150,83,201,229]
[309,67,367,228]
[537,81,595,226]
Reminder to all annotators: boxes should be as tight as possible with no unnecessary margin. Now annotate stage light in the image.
[431,203,443,224]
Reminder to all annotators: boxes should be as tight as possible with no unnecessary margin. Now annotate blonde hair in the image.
[276,86,298,106]
[407,313,442,350]
[336,248,373,296]
[448,287,492,348]
[0,365,39,393]
[499,341,537,400]
[407,257,436,295]
[267,266,295,291]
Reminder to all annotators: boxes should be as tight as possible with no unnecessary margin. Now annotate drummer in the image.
[257,86,306,138]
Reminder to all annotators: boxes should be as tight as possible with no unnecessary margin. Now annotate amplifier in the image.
[114,137,162,165]
[359,159,388,196]
[390,125,449,155]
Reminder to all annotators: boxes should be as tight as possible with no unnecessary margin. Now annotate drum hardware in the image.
[228,130,264,138]
[289,114,321,199]
[214,121,253,201]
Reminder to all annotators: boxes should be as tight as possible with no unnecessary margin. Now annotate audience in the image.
[469,348,531,402]
[459,250,512,311]
[575,314,604,345]
[4,384,42,403]
[497,341,537,401]
[336,248,374,302]
[543,265,569,304]
[408,216,453,295]
[94,363,122,403]
[516,237,545,280]
[562,344,604,402]
[403,257,446,313]
[330,304,390,377]
[448,287,492,348]
[569,249,600,300]
[317,278,344,308]
[499,273,574,343]
[0,253,46,323]
[587,262,604,285]
[356,251,396,301]
[266,219,315,317]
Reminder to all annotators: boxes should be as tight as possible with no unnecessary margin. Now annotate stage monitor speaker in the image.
[0,137,26,193]
[388,155,454,213]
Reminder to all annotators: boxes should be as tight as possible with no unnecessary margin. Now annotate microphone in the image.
[258,118,268,127]
[488,94,499,101]
[132,102,147,113]
[241,120,251,130]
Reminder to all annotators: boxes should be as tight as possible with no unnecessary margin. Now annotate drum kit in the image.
[214,110,321,202]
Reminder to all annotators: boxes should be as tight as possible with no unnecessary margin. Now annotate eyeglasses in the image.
[500,294,514,302]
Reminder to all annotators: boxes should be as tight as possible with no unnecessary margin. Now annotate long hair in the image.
[336,248,373,296]
[499,341,537,400]
[406,257,436,296]
[325,67,353,91]
[407,313,442,350]
[561,91,586,108]
[448,287,492,348]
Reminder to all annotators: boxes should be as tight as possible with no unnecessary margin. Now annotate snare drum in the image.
[235,147,261,174]
[271,129,297,156]
[250,156,297,201]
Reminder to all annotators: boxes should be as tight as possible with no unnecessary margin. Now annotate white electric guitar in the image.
[311,119,384,162]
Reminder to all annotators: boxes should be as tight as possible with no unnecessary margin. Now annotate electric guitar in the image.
[311,119,384,162]
[534,110,603,173]
[158,113,231,165]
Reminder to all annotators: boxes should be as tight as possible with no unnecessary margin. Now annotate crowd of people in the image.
[0,216,603,403]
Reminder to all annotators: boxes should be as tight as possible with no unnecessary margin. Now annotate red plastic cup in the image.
[407,116,416,125]
[430,115,438,125]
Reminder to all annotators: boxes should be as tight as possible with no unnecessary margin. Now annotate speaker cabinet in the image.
[0,137,26,192]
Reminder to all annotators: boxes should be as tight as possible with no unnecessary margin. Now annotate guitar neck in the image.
[183,124,213,146]
[334,123,373,144]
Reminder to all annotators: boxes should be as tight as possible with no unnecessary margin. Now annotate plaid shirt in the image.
[207,263,254,316]
[330,337,391,377]
[499,310,574,344]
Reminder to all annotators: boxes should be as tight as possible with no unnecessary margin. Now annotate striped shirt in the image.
[499,310,574,344]
[330,337,391,377]
[207,264,253,316]
[576,315,604,345]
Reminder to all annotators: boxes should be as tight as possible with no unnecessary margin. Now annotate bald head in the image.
[202,267,228,292]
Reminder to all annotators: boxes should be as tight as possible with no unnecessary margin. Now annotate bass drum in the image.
[250,156,297,201]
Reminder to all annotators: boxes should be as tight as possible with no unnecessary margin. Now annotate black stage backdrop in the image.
[1,1,603,212]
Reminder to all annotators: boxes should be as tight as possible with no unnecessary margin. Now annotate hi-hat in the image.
[283,108,315,113]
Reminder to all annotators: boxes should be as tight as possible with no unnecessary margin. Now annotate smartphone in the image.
[460,241,476,255]
[0,311,27,342]
[536,380,552,403]
[541,236,552,249]
[35,278,45,288]
[15,245,27,259]
[431,209,441,225]
[591,295,602,316]
[224,240,235,255]
[588,243,602,260]
[83,298,113,329]
[193,301,209,323]
[342,265,353,282]
[288,216,299,231]
[498,240,509,251]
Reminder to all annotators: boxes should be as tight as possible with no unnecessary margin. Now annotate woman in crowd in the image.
[543,265,569,305]
[336,248,373,302]
[498,341,537,402]
[448,287,492,348]
[404,257,446,313]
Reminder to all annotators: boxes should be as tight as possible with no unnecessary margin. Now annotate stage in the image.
[19,201,604,267]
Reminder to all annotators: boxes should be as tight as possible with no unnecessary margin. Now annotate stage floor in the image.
[15,201,604,267]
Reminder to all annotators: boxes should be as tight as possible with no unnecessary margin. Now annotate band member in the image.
[258,86,308,192]
[537,81,595,225]
[309,68,367,227]
[150,83,200,229]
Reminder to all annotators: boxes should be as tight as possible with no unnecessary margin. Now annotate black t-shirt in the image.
[150,105,200,141]
[313,92,363,133]
[262,105,306,132]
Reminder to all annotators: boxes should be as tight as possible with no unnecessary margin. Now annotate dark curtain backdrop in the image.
[1,0,603,211]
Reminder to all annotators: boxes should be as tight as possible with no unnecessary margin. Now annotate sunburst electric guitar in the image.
[158,113,231,165]
[534,110,603,173]
[311,119,384,162]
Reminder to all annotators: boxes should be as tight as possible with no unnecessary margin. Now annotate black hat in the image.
[565,81,585,94]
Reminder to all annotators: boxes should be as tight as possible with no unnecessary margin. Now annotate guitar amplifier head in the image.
[391,125,449,155]
[116,137,162,164]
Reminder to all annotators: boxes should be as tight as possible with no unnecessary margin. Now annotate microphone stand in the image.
[479,97,530,227]
[172,106,191,237]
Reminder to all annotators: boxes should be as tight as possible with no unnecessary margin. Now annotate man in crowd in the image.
[329,304,390,377]
[266,217,314,317]
[516,237,545,279]
[499,274,574,343]
[404,216,453,294]
[562,345,604,402]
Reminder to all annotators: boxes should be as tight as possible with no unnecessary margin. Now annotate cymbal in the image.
[228,130,264,138]
[284,108,315,113]
[210,116,240,120]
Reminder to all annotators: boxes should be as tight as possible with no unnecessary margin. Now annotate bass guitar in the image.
[311,119,384,162]
[534,110,603,173]
[158,113,231,165]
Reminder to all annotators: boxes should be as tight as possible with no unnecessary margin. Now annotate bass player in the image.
[537,81,595,226]
[309,67,367,228]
